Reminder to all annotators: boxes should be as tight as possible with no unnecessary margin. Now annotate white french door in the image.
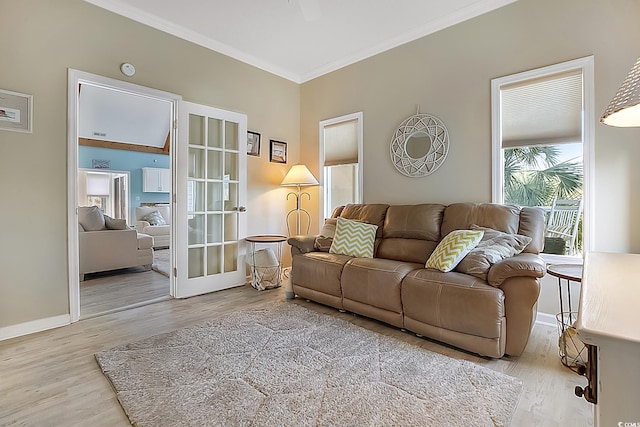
[175,101,247,298]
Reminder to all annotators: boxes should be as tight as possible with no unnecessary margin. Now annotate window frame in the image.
[490,56,595,261]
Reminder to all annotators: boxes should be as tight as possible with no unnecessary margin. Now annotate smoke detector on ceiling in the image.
[120,63,136,77]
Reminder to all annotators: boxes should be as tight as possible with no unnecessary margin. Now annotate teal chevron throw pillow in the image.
[329,217,378,258]
[426,229,484,272]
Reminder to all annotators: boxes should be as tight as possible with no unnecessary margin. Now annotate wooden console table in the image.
[576,252,640,426]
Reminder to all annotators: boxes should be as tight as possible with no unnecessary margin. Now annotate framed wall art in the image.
[0,88,33,133]
[247,131,261,156]
[269,140,287,163]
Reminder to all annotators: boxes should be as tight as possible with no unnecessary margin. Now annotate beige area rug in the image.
[95,303,522,427]
[151,249,170,277]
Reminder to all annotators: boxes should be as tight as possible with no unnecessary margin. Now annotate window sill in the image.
[541,252,582,266]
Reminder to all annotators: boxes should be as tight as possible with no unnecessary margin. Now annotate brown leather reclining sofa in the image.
[287,203,547,358]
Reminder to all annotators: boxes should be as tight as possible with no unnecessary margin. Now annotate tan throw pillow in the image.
[78,206,105,231]
[455,224,532,282]
[314,218,337,252]
[104,215,128,230]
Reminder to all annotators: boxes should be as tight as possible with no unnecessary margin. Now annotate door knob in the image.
[238,206,247,212]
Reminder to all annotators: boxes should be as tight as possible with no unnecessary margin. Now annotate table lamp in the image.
[601,56,640,127]
[281,164,319,235]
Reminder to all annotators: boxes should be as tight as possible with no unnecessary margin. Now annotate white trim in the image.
[491,56,595,255]
[535,311,558,329]
[319,112,363,222]
[67,69,181,322]
[0,314,70,341]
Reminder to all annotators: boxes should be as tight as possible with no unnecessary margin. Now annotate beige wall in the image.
[300,0,640,315]
[0,0,300,328]
[2,0,640,331]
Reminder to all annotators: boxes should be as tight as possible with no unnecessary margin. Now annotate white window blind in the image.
[86,172,110,196]
[323,119,358,166]
[501,70,582,148]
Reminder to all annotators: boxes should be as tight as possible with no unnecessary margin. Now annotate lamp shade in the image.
[281,164,319,186]
[601,56,640,127]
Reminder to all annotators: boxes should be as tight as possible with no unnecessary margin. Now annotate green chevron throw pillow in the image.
[426,229,484,272]
[329,217,378,258]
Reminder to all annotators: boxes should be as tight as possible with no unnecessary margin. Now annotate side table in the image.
[245,235,287,291]
[546,263,586,372]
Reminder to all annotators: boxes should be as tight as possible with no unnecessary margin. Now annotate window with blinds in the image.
[320,113,362,219]
[493,60,592,257]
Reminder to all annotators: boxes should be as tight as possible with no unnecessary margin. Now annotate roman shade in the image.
[323,118,358,166]
[501,70,582,148]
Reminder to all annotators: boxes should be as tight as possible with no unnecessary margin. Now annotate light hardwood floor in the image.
[80,256,169,318]
[1,284,593,426]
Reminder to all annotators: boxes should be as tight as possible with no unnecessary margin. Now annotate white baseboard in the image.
[0,314,70,341]
[535,311,557,328]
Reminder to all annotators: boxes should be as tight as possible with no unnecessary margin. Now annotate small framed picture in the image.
[92,159,111,169]
[0,88,33,133]
[270,140,287,164]
[247,131,261,156]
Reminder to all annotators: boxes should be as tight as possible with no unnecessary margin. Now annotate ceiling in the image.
[84,0,518,83]
[79,84,172,149]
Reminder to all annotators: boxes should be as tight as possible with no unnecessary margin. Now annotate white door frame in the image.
[67,69,182,322]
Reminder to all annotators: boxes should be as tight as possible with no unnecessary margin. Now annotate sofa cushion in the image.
[78,206,105,231]
[455,225,532,281]
[143,210,167,226]
[141,224,170,237]
[382,204,445,240]
[342,258,421,318]
[339,204,389,239]
[104,215,128,230]
[292,252,353,300]
[518,206,546,253]
[441,203,521,236]
[314,218,337,252]
[377,238,438,264]
[377,204,445,264]
[330,218,377,258]
[401,269,505,340]
[425,229,484,272]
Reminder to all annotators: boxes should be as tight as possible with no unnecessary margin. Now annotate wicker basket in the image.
[556,311,587,373]
[246,248,281,291]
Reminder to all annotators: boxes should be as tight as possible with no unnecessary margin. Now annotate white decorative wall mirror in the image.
[390,111,449,177]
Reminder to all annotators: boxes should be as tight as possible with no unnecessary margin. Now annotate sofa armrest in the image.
[287,235,318,256]
[136,220,150,232]
[488,253,546,287]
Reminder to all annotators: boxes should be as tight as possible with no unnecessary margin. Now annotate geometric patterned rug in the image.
[95,303,522,426]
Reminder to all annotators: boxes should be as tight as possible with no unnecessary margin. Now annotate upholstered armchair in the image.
[135,205,170,249]
[78,206,153,281]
